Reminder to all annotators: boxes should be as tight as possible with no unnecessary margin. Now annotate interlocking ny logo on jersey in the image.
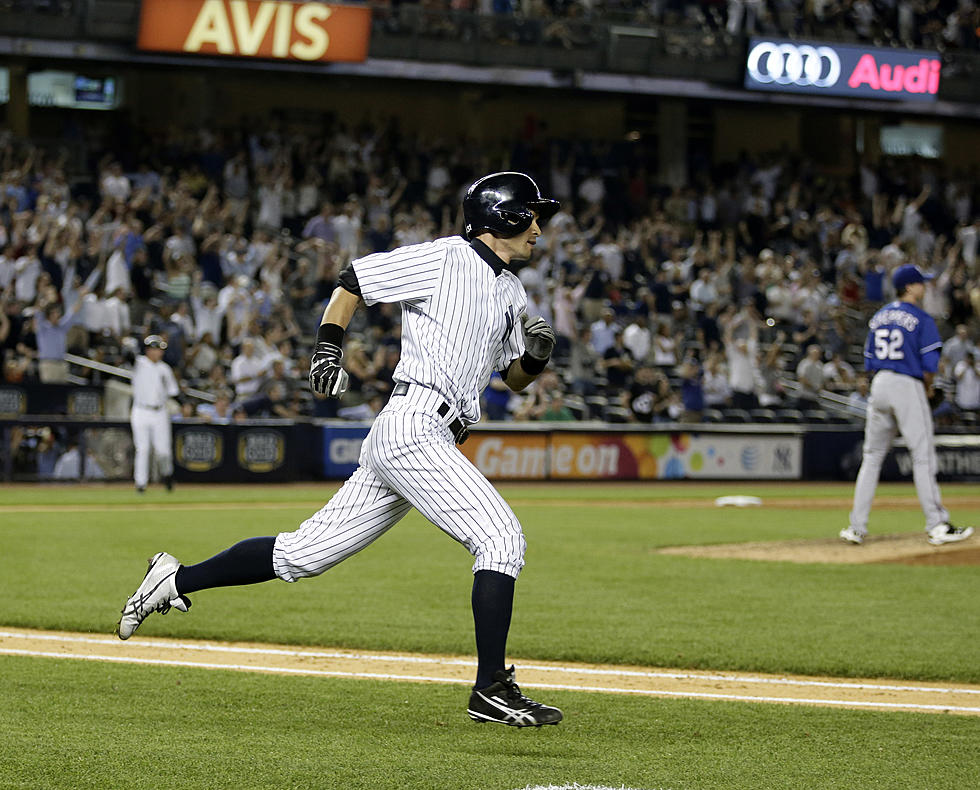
[502,306,516,349]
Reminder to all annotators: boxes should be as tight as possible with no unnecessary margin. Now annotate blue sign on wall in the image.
[744,39,941,102]
[321,424,371,478]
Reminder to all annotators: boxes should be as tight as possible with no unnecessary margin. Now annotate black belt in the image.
[391,382,470,445]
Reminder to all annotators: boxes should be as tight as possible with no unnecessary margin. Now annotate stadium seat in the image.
[563,394,588,421]
[721,408,751,423]
[585,395,609,419]
[774,408,805,423]
[702,408,724,423]
[749,408,777,423]
[603,405,633,423]
[804,410,830,423]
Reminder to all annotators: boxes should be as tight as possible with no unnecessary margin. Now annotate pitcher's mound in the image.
[658,533,979,566]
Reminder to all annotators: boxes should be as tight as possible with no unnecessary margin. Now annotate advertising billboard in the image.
[320,424,370,478]
[460,431,802,481]
[137,0,372,63]
[744,38,941,102]
[545,433,802,480]
[461,433,550,480]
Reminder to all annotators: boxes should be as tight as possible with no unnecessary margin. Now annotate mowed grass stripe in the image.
[5,655,979,790]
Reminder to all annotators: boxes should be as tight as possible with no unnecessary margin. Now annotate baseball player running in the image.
[130,335,180,493]
[118,172,563,727]
[841,264,974,546]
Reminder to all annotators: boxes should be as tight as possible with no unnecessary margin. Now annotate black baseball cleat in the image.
[467,666,563,727]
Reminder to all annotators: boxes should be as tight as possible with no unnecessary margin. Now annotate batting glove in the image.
[521,313,557,361]
[309,342,350,398]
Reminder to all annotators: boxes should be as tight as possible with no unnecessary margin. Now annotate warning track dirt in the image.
[1,628,978,717]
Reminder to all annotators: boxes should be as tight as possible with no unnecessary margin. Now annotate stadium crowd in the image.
[387,0,980,52]
[0,114,978,428]
[13,0,980,54]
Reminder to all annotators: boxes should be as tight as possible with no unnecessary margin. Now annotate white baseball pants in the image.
[274,386,526,582]
[131,406,173,488]
[849,370,948,533]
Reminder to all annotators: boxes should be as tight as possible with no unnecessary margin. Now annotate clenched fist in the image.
[309,342,350,398]
[521,314,556,361]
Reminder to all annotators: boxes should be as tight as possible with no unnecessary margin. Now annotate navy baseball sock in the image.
[174,537,277,595]
[472,570,515,690]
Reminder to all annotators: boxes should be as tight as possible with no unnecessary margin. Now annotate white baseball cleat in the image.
[116,552,190,639]
[839,526,864,545]
[927,523,974,546]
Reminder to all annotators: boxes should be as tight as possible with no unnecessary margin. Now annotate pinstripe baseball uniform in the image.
[118,172,564,726]
[274,236,530,582]
[848,299,948,534]
[130,354,179,490]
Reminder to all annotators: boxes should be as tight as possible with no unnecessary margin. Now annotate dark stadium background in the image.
[1,0,978,483]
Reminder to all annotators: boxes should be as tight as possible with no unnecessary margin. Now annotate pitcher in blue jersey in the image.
[841,265,974,546]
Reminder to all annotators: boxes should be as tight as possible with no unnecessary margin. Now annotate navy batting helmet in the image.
[463,172,560,240]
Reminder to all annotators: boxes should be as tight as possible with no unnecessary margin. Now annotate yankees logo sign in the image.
[138,0,372,63]
[744,38,941,102]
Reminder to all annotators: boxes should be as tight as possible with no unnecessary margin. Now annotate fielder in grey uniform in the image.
[841,264,974,546]
[117,172,563,727]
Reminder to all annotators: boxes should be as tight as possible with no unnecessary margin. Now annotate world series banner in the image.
[173,422,303,481]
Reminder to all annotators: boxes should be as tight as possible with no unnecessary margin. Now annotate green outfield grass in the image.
[2,656,978,790]
[1,482,978,681]
[2,481,979,790]
[0,479,940,506]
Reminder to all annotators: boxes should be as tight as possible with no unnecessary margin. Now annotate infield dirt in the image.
[1,627,978,717]
[657,532,980,566]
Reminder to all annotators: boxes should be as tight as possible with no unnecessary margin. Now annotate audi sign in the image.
[745,38,941,102]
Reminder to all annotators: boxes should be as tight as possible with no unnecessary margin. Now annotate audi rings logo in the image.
[747,41,841,88]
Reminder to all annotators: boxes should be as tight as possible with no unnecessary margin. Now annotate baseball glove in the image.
[521,314,557,361]
[928,386,946,410]
[309,342,350,398]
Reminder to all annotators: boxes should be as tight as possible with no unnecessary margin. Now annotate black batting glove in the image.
[309,342,349,398]
[521,313,557,361]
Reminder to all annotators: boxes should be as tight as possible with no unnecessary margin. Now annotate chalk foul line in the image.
[1,629,978,716]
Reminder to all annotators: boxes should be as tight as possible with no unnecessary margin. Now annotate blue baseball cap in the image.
[893,264,933,292]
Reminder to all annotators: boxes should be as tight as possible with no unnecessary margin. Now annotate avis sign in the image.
[138,0,372,63]
[745,38,941,102]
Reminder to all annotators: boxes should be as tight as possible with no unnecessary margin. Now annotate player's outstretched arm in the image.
[309,287,362,398]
